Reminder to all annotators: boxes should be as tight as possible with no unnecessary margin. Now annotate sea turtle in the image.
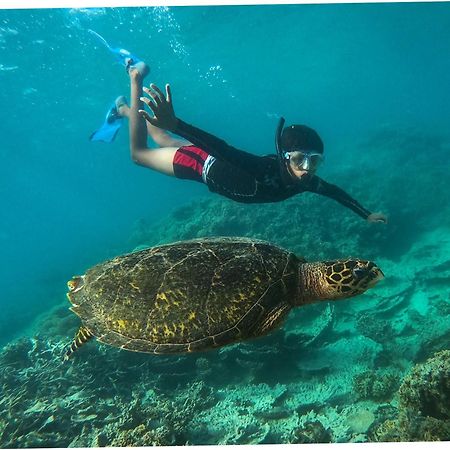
[64,237,383,360]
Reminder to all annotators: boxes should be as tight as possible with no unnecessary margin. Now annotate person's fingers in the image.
[142,86,154,98]
[139,96,158,116]
[140,95,160,110]
[146,100,158,115]
[141,86,160,105]
[144,90,162,107]
[368,212,387,224]
[151,91,163,105]
[166,84,172,104]
[138,109,156,125]
[150,83,165,98]
[139,95,152,106]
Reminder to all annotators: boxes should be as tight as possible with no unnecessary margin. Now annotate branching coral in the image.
[353,370,400,402]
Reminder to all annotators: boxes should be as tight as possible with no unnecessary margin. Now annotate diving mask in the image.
[283,149,323,172]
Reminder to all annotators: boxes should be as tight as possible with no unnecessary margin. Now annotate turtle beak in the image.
[367,263,384,287]
[66,276,84,306]
[67,276,85,303]
[353,261,384,289]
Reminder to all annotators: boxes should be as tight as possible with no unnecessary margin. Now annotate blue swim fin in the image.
[88,29,142,68]
[89,102,123,143]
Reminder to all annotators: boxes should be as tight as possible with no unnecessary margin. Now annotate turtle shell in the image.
[68,237,301,354]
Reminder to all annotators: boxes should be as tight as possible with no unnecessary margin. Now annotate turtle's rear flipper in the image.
[63,326,94,361]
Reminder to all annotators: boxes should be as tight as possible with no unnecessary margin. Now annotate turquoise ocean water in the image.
[0,3,450,446]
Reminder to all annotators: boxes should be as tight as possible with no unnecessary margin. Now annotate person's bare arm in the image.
[127,70,178,175]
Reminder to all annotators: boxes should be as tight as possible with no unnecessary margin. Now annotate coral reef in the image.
[290,420,332,443]
[353,370,400,402]
[399,350,450,421]
[0,321,218,448]
[373,350,450,442]
[1,127,449,446]
[355,313,395,343]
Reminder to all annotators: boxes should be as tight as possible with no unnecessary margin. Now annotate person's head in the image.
[277,123,324,180]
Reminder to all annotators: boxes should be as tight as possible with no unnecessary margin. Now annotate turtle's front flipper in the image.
[251,302,291,337]
[63,326,94,361]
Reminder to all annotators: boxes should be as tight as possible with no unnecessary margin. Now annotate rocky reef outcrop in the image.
[373,350,450,442]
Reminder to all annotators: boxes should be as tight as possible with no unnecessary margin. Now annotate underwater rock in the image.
[108,423,174,447]
[398,350,450,420]
[290,420,332,444]
[371,418,403,442]
[0,338,34,370]
[346,408,376,434]
[374,415,450,443]
[355,313,395,343]
[373,350,450,442]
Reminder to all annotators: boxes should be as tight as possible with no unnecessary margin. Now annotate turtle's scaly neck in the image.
[297,262,329,305]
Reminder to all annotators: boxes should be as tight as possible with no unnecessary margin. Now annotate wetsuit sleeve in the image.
[173,119,265,174]
[306,176,372,219]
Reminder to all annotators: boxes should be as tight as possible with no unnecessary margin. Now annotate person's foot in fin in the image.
[126,59,150,80]
[90,100,125,143]
[115,95,130,118]
[106,104,120,124]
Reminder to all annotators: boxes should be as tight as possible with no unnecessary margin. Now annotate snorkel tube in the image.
[275,117,295,186]
[275,116,285,158]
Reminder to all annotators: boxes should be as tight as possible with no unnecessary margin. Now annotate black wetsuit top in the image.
[174,119,372,220]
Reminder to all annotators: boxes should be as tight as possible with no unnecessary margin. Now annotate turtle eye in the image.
[352,267,367,280]
[68,276,85,293]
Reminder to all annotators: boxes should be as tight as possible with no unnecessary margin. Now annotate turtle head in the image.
[298,259,384,304]
[66,275,85,305]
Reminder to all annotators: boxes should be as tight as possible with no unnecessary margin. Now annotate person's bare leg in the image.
[127,63,179,176]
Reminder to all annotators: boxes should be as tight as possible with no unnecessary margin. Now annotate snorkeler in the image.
[100,57,387,223]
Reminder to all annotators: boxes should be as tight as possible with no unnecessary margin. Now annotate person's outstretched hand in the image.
[139,83,178,132]
[367,212,388,224]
